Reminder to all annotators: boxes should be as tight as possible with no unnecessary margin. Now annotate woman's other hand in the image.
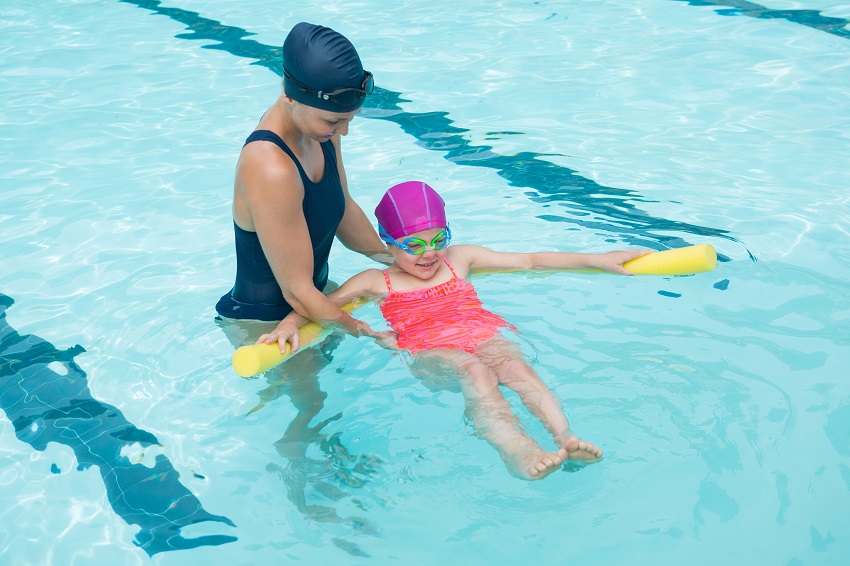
[256,318,302,353]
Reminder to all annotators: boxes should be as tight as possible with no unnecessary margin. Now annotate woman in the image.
[216,22,389,346]
[214,23,389,533]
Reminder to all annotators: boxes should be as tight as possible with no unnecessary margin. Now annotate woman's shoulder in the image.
[240,140,298,176]
[236,149,304,209]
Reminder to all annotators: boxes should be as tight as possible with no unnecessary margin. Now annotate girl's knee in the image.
[462,362,500,390]
[497,359,538,382]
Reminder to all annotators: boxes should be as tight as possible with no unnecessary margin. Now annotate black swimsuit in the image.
[215,130,346,321]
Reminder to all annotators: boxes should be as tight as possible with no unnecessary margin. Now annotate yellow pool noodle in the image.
[623,243,717,275]
[231,245,717,377]
[231,299,366,378]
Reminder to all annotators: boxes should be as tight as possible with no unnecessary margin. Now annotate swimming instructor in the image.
[216,22,390,348]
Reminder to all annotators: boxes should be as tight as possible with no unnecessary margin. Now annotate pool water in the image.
[2,0,849,564]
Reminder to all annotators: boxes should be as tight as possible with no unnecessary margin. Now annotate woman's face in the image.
[290,100,360,141]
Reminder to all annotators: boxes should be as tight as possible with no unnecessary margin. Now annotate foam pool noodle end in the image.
[231,299,366,378]
[623,244,717,275]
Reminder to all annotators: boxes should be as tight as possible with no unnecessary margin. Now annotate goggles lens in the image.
[379,225,452,255]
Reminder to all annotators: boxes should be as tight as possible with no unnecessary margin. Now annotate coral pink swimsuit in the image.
[379,260,515,354]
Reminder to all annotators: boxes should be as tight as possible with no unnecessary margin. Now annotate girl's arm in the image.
[319,269,398,349]
[448,244,652,276]
[324,268,388,305]
[257,269,391,352]
[327,269,398,345]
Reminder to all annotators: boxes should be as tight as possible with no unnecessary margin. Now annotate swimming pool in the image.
[2,0,849,563]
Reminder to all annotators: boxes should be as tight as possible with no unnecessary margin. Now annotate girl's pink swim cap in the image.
[375,181,446,239]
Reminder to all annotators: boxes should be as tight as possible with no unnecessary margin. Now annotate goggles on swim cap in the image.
[379,224,452,255]
[284,68,374,109]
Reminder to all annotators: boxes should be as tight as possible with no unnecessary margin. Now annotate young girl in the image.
[263,181,649,480]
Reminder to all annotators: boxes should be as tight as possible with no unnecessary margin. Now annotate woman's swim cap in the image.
[375,181,447,239]
[282,22,370,112]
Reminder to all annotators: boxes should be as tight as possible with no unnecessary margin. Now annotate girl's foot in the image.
[509,448,565,480]
[556,433,603,462]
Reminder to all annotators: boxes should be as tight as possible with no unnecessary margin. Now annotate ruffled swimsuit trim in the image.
[379,259,514,354]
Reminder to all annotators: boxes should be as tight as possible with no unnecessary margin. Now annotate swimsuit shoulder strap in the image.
[382,270,394,292]
[443,258,459,279]
[244,129,306,178]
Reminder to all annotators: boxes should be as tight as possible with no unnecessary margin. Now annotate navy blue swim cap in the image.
[283,22,372,113]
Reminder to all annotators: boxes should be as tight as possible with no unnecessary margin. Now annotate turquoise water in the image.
[2,0,849,564]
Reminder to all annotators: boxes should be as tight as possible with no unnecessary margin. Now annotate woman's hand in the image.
[367,250,396,266]
[593,249,653,275]
[256,317,301,354]
[372,330,399,351]
[355,321,399,350]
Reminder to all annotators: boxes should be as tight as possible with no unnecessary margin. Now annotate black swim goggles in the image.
[284,69,374,108]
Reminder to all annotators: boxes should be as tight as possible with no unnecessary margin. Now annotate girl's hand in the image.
[256,318,301,353]
[594,249,653,275]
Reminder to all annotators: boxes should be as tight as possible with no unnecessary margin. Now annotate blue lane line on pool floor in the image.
[672,0,850,40]
[118,0,752,257]
[0,294,237,556]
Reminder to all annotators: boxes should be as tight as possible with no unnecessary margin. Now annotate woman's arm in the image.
[237,145,366,340]
[257,269,392,351]
[330,137,394,265]
[448,244,652,276]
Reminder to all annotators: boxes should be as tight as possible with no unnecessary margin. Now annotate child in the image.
[264,181,649,480]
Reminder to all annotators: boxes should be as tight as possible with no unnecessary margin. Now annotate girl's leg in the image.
[418,349,565,480]
[477,337,602,462]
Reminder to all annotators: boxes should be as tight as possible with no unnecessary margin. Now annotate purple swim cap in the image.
[375,181,447,239]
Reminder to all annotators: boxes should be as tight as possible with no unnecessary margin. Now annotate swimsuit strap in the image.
[244,130,305,178]
[383,258,456,295]
[443,258,459,279]
[244,129,334,187]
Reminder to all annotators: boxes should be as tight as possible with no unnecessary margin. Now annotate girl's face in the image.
[391,227,449,280]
